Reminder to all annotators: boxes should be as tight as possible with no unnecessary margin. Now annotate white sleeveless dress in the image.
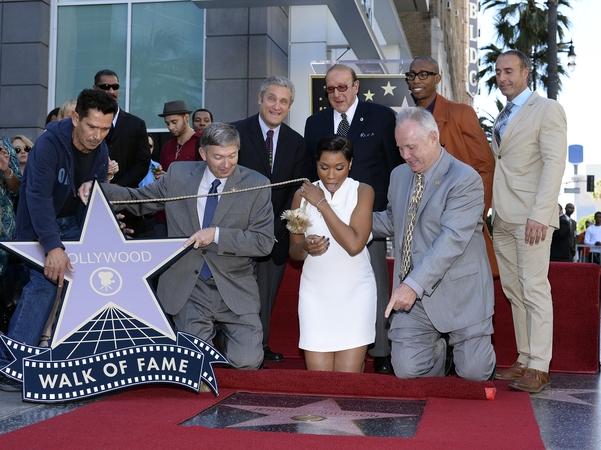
[298,177,377,352]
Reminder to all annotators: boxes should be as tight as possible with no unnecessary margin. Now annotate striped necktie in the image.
[493,102,514,146]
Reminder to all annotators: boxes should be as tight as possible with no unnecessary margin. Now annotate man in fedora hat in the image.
[153,100,202,236]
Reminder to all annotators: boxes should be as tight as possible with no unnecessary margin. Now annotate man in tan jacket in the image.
[491,50,567,393]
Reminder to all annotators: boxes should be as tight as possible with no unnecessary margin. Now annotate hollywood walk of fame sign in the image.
[0,182,228,403]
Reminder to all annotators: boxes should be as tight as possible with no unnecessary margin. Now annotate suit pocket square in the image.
[360,132,375,138]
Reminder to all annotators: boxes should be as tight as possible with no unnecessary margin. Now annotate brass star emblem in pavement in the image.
[363,90,375,101]
[226,397,418,436]
[381,81,397,96]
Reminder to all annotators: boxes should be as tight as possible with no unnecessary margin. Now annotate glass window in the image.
[56,4,127,108]
[131,3,205,129]
[54,2,205,130]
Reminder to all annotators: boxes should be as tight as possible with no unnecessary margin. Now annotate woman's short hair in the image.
[316,134,354,162]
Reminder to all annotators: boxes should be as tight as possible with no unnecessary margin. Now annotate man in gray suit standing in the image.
[102,123,274,370]
[372,108,495,381]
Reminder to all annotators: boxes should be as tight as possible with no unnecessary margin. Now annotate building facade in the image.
[0,0,477,140]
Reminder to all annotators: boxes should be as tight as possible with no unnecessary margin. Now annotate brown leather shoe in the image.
[509,369,550,394]
[495,361,527,380]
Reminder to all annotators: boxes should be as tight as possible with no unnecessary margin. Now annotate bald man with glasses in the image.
[304,64,402,374]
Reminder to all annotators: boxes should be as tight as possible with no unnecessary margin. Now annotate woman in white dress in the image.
[289,135,376,372]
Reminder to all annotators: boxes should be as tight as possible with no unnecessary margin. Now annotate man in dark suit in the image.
[550,205,572,262]
[93,69,152,236]
[233,76,307,362]
[102,123,274,370]
[304,64,402,374]
[565,203,577,261]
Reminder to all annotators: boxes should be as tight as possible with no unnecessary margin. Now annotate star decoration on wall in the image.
[363,90,375,101]
[381,81,397,96]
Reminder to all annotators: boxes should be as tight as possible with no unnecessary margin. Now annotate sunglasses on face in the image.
[15,146,31,154]
[97,83,120,91]
[324,81,356,94]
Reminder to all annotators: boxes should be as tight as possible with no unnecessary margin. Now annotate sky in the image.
[474,0,600,216]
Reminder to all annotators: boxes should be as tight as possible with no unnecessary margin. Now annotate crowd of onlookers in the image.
[0,135,32,332]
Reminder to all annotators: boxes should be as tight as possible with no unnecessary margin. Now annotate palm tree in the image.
[479,0,572,95]
[478,98,504,143]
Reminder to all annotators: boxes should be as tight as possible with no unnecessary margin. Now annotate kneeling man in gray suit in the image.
[372,108,495,381]
[102,123,274,370]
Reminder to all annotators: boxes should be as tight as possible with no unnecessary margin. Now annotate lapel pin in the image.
[435,180,440,186]
[360,117,364,121]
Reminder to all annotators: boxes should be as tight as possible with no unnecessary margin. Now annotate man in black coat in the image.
[550,204,572,262]
[233,76,307,362]
[93,69,151,236]
[304,64,402,374]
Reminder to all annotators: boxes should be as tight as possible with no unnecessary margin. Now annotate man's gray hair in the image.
[396,107,439,141]
[259,76,295,103]
[200,122,241,150]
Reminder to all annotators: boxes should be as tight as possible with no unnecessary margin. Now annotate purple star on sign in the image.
[1,183,189,348]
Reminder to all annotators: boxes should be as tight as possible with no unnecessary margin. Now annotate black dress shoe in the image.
[263,346,284,362]
[259,363,269,370]
[373,356,393,374]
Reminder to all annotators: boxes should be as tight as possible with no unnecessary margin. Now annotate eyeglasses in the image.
[15,146,31,154]
[404,71,438,81]
[97,83,120,91]
[324,81,356,94]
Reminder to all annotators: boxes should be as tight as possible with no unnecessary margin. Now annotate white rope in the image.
[110,177,309,205]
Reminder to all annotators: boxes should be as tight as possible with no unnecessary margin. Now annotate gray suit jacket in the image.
[372,150,494,332]
[103,162,274,316]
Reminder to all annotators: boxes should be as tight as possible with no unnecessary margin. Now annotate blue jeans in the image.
[0,216,80,367]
